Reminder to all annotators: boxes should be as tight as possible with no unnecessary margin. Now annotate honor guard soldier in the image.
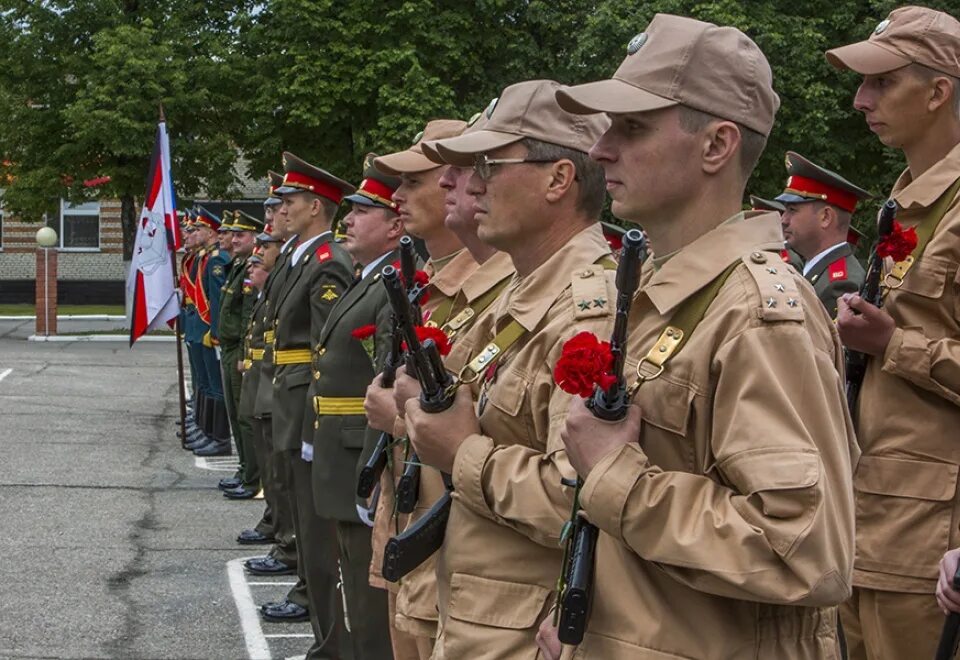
[826,7,960,659]
[363,114,517,658]
[532,14,856,659]
[775,151,872,318]
[185,207,233,456]
[219,210,265,499]
[304,154,403,659]
[397,79,614,658]
[178,213,207,446]
[245,173,312,625]
[358,120,468,659]
[272,153,357,657]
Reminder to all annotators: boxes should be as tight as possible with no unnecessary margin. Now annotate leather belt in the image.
[273,348,312,365]
[313,396,366,415]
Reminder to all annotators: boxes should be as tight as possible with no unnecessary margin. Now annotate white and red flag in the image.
[126,119,181,345]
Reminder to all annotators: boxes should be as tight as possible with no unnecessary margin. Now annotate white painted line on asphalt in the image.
[248,581,298,586]
[0,369,11,383]
[194,455,240,472]
[264,634,313,639]
[228,557,272,660]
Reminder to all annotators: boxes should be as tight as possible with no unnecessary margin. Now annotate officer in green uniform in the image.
[219,210,266,498]
[308,154,402,660]
[775,151,873,318]
[270,153,357,658]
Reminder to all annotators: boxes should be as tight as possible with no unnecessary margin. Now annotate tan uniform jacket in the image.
[433,224,615,659]
[388,251,515,636]
[854,142,960,594]
[572,212,856,659]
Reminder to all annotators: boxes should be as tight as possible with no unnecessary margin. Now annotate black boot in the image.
[196,400,232,456]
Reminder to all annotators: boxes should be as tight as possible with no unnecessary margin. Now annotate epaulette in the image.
[571,264,613,320]
[740,250,804,322]
[314,243,333,264]
[828,257,847,282]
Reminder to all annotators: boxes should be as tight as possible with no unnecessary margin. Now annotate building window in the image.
[52,199,100,250]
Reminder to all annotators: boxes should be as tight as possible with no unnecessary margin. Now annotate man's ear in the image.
[544,160,577,204]
[702,121,741,175]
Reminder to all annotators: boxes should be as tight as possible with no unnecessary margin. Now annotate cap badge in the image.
[485,97,499,119]
[412,130,424,145]
[874,19,890,35]
[467,111,482,127]
[627,33,648,55]
[784,154,793,169]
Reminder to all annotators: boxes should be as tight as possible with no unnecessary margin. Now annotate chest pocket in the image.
[632,366,700,472]
[897,256,952,299]
[480,365,531,447]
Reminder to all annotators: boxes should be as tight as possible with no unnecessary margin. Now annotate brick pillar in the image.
[35,248,58,336]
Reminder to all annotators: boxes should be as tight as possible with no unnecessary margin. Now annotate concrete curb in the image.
[0,314,126,321]
[27,334,174,342]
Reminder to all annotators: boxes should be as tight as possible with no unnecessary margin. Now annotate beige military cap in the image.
[426,79,610,166]
[374,119,467,175]
[556,13,780,137]
[421,110,489,164]
[826,6,960,77]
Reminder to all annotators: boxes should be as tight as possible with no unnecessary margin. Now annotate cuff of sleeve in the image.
[580,443,646,541]
[882,327,929,381]
[452,434,495,517]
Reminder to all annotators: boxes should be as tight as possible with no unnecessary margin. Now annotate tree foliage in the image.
[1,0,958,256]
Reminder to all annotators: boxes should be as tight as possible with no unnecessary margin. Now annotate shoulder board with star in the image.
[315,243,333,263]
[828,257,847,282]
[740,250,804,322]
[570,264,612,320]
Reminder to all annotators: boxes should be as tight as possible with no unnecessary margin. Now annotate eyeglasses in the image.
[472,154,559,181]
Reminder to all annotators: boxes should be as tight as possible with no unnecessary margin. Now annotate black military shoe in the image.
[237,529,275,545]
[223,486,258,500]
[185,434,212,451]
[260,600,309,623]
[244,556,295,576]
[194,440,231,457]
[218,477,242,491]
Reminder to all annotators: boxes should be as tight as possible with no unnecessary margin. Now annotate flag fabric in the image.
[127,120,181,345]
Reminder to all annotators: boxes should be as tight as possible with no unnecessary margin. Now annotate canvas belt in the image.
[250,348,265,361]
[242,359,253,371]
[313,396,366,415]
[264,330,276,344]
[273,348,312,365]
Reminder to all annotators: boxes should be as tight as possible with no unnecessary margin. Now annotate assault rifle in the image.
[845,199,897,418]
[936,563,960,660]
[380,264,456,582]
[557,228,646,645]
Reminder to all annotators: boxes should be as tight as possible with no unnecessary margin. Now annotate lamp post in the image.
[35,226,58,337]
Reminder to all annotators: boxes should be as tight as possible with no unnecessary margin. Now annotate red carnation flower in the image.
[392,262,432,305]
[350,324,376,340]
[877,221,918,263]
[401,325,452,356]
[554,332,617,398]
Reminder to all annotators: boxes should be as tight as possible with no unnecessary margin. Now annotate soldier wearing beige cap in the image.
[395,79,613,658]
[826,7,960,660]
[536,13,856,659]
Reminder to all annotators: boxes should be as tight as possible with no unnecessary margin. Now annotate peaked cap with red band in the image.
[344,153,401,211]
[775,151,873,214]
[275,152,356,204]
[194,206,221,231]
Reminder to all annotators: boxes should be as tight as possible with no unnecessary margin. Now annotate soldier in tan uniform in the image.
[397,79,612,658]
[826,7,960,659]
[531,14,857,659]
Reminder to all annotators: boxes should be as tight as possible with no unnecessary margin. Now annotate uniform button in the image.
[272,377,277,384]
[750,251,767,264]
[579,270,594,279]
[313,421,319,429]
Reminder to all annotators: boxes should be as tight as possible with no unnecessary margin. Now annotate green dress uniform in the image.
[219,210,265,494]
[271,152,357,659]
[805,242,865,319]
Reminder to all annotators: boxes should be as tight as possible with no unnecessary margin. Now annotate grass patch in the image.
[0,304,125,316]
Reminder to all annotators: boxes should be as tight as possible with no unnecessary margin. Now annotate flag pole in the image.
[160,104,188,448]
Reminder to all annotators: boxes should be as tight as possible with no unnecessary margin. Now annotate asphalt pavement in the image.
[0,324,311,659]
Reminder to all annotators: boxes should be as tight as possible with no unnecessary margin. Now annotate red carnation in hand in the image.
[554,332,617,398]
[350,324,376,340]
[877,221,918,262]
[402,325,452,356]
